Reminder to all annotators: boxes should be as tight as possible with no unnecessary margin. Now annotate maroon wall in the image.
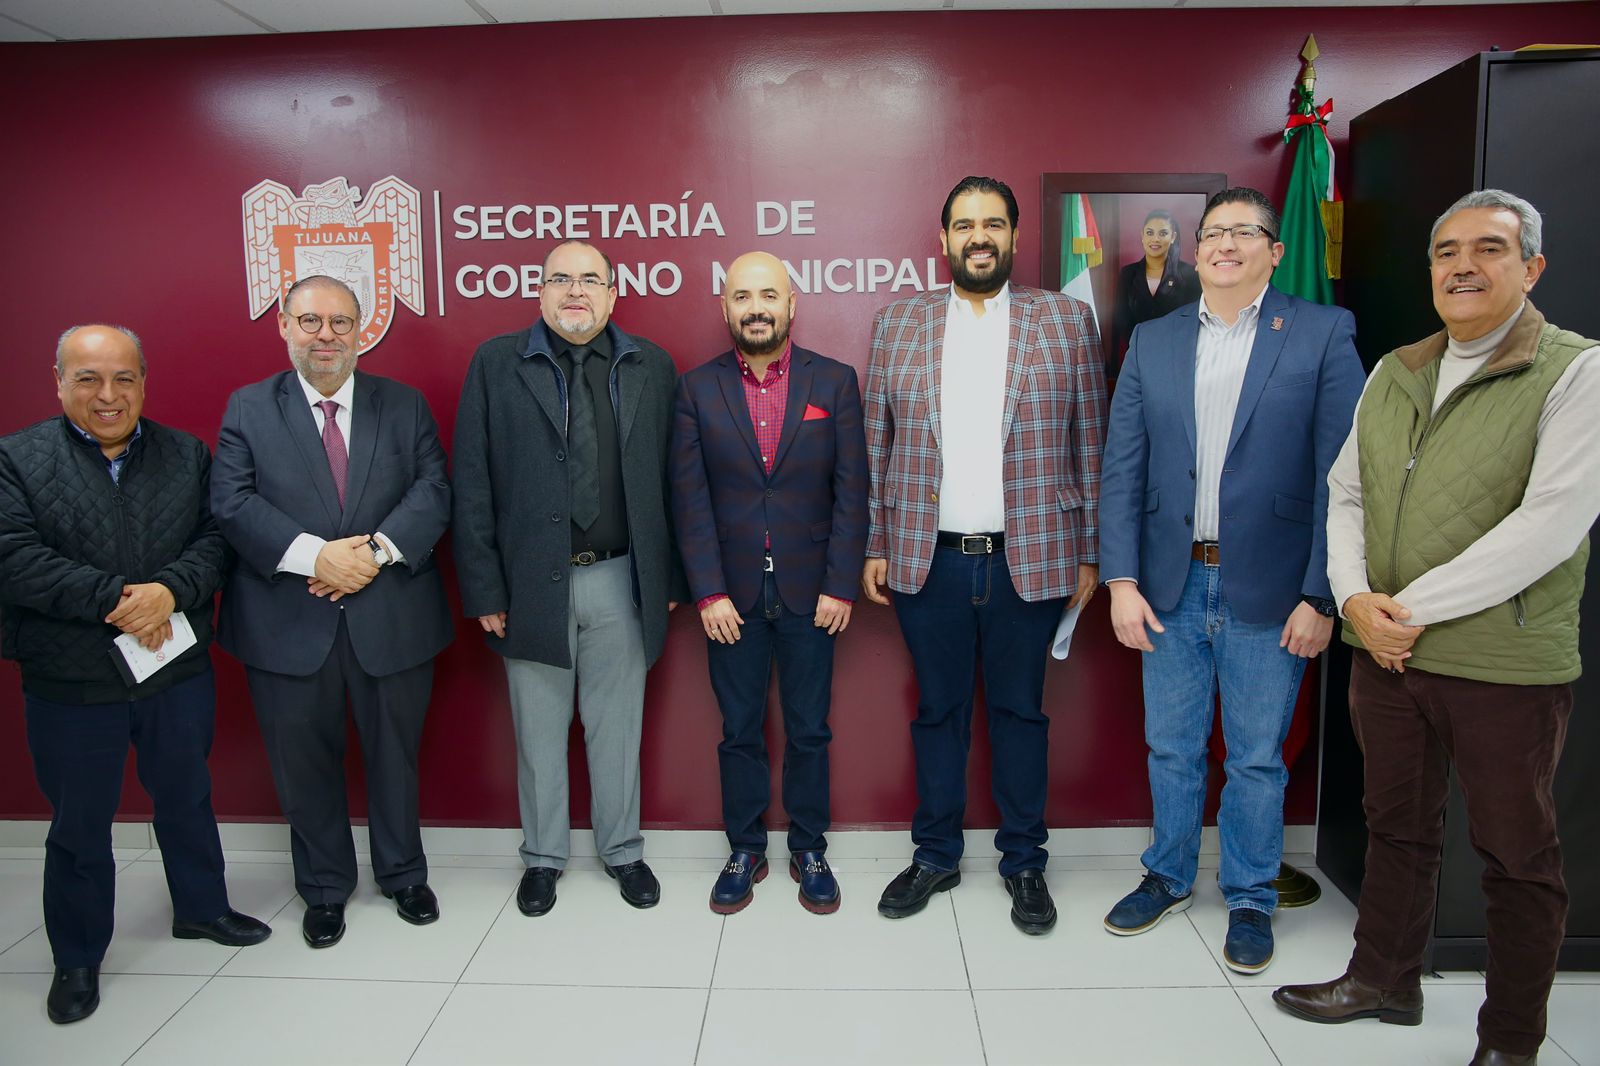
[3,5,1596,833]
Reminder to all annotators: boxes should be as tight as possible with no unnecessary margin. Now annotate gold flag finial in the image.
[1300,34,1319,93]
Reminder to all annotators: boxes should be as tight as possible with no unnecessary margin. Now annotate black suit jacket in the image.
[670,345,869,615]
[212,370,453,678]
[1112,258,1201,376]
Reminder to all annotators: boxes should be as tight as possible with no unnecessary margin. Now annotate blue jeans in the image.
[893,546,1064,877]
[1140,559,1306,913]
[706,571,835,854]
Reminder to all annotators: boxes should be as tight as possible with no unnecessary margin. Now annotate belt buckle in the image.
[572,550,597,566]
[763,553,775,573]
[959,535,992,555]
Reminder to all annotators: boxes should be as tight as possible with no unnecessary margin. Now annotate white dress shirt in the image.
[1193,284,1269,542]
[276,373,402,576]
[936,283,1011,533]
[1325,301,1600,624]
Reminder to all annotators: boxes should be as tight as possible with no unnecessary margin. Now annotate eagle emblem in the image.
[242,176,425,353]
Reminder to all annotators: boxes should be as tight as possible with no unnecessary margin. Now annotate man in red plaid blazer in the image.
[862,176,1107,936]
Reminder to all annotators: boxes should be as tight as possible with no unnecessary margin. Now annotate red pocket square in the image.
[802,404,831,421]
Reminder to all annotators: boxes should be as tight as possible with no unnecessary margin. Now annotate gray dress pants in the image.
[504,554,647,869]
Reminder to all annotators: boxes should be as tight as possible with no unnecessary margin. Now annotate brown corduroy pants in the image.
[1345,653,1572,1055]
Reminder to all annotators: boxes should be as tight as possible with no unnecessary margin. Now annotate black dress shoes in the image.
[1469,1046,1537,1065]
[1003,869,1057,935]
[517,867,561,916]
[877,863,961,918]
[47,966,99,1025]
[1271,971,1423,1026]
[172,909,273,947]
[301,903,347,949]
[605,860,661,909]
[382,883,440,925]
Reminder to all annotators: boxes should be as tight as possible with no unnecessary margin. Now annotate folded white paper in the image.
[112,613,197,684]
[1050,601,1085,660]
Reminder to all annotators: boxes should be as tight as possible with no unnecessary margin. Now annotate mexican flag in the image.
[1060,193,1103,333]
[1274,39,1343,305]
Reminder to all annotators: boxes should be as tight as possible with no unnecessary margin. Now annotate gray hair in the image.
[56,325,146,375]
[283,274,363,321]
[1428,189,1543,261]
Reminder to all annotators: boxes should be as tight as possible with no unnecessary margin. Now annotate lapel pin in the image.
[1270,316,1284,331]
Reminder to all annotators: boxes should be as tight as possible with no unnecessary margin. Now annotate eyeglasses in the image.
[1196,224,1275,245]
[294,313,357,335]
[543,274,611,293]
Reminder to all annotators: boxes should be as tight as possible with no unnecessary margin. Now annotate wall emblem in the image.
[243,176,425,352]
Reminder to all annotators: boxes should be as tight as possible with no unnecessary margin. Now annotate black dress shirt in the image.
[554,331,629,554]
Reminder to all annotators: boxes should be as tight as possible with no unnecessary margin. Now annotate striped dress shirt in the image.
[1192,285,1267,542]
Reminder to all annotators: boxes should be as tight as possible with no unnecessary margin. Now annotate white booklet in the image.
[1050,601,1085,660]
[111,612,197,685]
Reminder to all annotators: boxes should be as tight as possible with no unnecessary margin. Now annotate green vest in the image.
[1348,302,1592,684]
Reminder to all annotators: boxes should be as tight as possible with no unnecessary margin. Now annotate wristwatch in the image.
[1301,595,1337,617]
[366,537,390,566]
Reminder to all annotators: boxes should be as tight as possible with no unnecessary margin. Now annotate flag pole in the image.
[1272,33,1330,909]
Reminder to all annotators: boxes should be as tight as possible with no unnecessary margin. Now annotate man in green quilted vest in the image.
[1273,190,1600,1066]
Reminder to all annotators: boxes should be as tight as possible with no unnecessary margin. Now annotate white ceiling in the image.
[0,0,1582,42]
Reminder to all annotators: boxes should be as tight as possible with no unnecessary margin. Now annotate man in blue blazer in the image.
[671,252,868,916]
[213,275,453,949]
[1098,188,1363,973]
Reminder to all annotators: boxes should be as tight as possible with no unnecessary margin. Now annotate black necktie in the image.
[567,345,600,530]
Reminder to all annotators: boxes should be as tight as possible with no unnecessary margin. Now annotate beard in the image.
[731,313,790,357]
[947,240,1014,295]
[289,342,359,390]
[550,307,599,341]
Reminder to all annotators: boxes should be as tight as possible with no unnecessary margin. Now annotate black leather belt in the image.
[936,531,1005,555]
[571,548,628,566]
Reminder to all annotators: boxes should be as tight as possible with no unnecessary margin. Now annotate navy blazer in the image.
[212,370,453,677]
[1099,286,1364,624]
[671,345,869,615]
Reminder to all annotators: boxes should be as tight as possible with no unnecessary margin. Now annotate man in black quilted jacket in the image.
[0,325,270,1026]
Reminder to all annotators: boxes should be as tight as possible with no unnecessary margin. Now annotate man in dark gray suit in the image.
[213,275,453,949]
[454,240,684,917]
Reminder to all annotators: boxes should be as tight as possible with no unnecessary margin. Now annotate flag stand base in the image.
[1273,862,1322,908]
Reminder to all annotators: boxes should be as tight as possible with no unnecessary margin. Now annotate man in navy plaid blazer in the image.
[862,176,1107,935]
[671,251,869,917]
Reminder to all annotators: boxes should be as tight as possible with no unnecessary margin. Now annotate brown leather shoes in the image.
[1468,1045,1536,1065]
[1271,972,1423,1026]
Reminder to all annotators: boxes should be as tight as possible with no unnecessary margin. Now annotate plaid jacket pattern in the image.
[864,285,1107,602]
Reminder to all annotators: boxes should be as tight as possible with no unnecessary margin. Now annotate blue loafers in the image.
[789,851,841,914]
[1224,908,1275,974]
[1104,874,1192,936]
[710,851,768,914]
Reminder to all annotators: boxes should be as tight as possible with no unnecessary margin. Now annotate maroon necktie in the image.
[318,399,347,507]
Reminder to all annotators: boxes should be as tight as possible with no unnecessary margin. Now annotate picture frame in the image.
[1041,172,1228,379]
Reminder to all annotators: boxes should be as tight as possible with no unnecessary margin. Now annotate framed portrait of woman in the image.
[1041,173,1227,384]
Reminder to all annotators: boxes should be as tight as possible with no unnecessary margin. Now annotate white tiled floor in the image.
[1,847,1595,1065]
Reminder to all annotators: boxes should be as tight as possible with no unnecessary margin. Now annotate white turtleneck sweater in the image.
[1325,302,1600,626]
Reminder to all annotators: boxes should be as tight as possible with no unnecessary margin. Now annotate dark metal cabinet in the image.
[1320,48,1600,970]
